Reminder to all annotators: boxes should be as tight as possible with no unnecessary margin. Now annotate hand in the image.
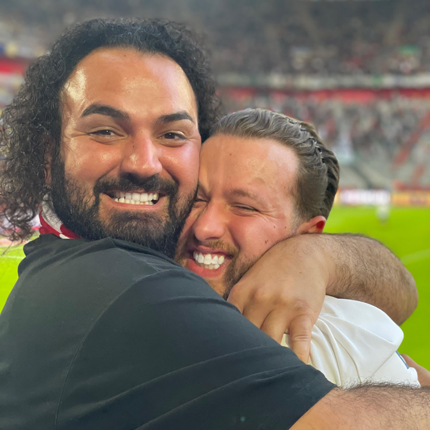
[402,355,430,386]
[227,236,332,363]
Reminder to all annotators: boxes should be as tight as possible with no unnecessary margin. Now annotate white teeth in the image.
[192,252,226,270]
[112,191,160,205]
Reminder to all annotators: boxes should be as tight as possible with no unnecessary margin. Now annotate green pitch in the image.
[1,206,429,368]
[325,206,430,369]
[0,244,25,309]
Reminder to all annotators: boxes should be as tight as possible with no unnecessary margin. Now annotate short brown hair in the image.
[210,108,339,220]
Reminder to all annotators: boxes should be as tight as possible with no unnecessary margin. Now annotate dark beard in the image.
[50,155,195,259]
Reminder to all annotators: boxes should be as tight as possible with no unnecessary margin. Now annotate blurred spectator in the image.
[220,88,430,164]
[1,0,430,77]
[1,0,430,187]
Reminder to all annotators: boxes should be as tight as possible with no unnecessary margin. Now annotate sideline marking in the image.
[1,256,23,260]
[401,249,430,265]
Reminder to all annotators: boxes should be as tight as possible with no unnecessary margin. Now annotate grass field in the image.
[325,206,430,369]
[1,206,429,368]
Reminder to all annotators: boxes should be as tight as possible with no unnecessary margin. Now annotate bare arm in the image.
[292,385,430,430]
[228,233,417,361]
[319,233,417,324]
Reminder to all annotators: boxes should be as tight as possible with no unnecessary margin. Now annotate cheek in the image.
[61,140,119,182]
[234,219,279,260]
[164,145,200,189]
[178,207,200,241]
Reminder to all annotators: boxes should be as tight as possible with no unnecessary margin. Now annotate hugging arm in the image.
[320,233,417,324]
[292,384,430,430]
[228,233,417,362]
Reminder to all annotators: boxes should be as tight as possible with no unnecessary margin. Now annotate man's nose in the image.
[193,203,227,243]
[120,136,163,178]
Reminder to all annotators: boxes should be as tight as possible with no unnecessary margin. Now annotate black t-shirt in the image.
[0,235,334,429]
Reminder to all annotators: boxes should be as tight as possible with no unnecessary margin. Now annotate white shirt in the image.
[282,296,419,387]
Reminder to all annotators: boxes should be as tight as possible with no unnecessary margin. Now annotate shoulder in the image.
[310,297,409,385]
[22,235,187,281]
[319,296,402,344]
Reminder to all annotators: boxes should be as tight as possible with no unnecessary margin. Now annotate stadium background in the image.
[1,0,429,368]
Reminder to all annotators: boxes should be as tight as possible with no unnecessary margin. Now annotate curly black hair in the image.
[0,18,223,241]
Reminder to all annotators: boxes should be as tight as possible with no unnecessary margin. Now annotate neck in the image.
[39,199,80,239]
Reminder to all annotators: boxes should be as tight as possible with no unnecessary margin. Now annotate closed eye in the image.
[234,205,257,212]
[193,197,207,205]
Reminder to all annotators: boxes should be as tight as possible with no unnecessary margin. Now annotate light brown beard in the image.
[175,238,257,300]
[220,253,258,300]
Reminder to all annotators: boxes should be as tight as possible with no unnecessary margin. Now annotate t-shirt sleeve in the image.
[56,269,335,430]
[282,296,420,387]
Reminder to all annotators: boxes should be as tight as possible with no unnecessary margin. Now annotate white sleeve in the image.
[282,296,419,387]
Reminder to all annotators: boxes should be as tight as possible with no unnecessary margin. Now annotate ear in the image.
[296,215,326,235]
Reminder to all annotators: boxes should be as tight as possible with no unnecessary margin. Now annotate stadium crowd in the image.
[1,0,430,76]
[1,0,430,185]
[221,90,430,164]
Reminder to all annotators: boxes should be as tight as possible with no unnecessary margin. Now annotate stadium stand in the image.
[1,0,430,188]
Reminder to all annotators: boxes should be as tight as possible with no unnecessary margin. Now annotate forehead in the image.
[61,47,197,118]
[200,134,299,195]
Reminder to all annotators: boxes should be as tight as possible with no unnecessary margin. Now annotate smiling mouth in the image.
[107,191,162,206]
[192,251,226,270]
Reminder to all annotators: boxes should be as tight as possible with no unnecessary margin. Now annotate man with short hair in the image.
[175,108,419,387]
[0,18,428,430]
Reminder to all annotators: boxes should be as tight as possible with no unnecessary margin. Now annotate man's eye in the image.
[234,205,258,213]
[90,129,116,136]
[163,132,186,140]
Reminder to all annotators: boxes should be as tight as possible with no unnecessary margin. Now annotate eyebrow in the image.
[81,105,195,125]
[155,111,195,125]
[81,104,130,120]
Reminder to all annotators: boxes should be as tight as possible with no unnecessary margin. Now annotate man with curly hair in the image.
[0,18,428,430]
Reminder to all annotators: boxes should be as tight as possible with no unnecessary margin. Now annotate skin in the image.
[176,133,325,298]
[33,47,430,429]
[39,46,417,365]
[39,46,334,362]
[45,47,201,233]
